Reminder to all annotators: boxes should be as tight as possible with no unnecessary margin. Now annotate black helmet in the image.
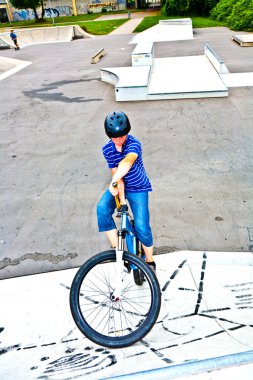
[104,111,131,138]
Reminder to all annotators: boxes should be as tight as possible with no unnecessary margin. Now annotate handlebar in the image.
[112,181,128,212]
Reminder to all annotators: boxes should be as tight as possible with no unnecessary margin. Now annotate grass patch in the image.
[0,17,127,35]
[79,19,128,35]
[0,14,99,30]
[0,13,226,34]
[0,11,141,30]
[134,16,226,33]
[191,17,226,28]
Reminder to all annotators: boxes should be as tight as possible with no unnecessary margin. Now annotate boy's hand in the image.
[109,179,126,203]
[109,181,119,196]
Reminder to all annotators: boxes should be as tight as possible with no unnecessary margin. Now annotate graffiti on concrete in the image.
[12,5,73,21]
[13,9,36,21]
[44,6,72,18]
[55,6,72,15]
[44,8,60,18]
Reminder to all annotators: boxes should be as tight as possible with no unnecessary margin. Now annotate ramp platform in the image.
[0,25,93,49]
[101,44,229,101]
[232,34,253,47]
[130,18,193,45]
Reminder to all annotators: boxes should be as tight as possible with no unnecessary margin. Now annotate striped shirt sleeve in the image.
[102,144,116,168]
[125,139,141,157]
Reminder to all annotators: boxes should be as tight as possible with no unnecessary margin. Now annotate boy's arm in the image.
[112,153,138,183]
[109,153,137,203]
[110,168,126,204]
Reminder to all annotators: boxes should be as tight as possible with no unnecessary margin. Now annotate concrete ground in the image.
[0,250,253,379]
[0,26,253,280]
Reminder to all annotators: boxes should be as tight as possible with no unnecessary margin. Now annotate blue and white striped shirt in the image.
[102,135,152,193]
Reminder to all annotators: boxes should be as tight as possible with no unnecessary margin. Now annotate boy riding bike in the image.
[97,111,156,273]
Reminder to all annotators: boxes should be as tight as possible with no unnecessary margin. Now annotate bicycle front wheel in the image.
[70,250,161,348]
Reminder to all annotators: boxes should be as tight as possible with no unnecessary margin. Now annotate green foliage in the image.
[210,0,237,21]
[164,0,189,16]
[227,0,253,30]
[10,0,40,8]
[163,0,219,16]
[211,0,253,30]
[188,0,219,15]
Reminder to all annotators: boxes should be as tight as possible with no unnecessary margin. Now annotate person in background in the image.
[10,30,20,50]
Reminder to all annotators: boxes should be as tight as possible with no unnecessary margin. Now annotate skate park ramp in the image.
[232,34,253,47]
[0,56,32,81]
[130,18,194,45]
[101,43,229,101]
[0,25,93,49]
[0,250,253,379]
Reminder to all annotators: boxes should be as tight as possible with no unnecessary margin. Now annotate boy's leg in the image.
[126,192,154,263]
[97,189,118,248]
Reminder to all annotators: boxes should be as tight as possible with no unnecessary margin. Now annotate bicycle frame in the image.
[118,205,137,254]
[112,202,138,301]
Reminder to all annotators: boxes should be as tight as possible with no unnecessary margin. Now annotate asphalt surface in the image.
[0,26,252,279]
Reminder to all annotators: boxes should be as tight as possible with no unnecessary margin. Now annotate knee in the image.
[135,223,153,247]
[97,198,107,219]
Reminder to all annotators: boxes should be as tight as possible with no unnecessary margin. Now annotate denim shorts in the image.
[97,189,153,247]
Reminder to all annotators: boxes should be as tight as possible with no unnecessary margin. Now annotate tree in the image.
[10,0,45,21]
[163,0,219,16]
[163,0,189,16]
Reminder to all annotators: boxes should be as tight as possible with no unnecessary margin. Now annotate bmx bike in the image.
[70,185,161,348]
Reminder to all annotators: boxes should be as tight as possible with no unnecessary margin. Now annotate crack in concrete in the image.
[154,246,179,255]
[0,252,77,270]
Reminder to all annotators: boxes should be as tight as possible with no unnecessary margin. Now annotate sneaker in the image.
[147,261,156,275]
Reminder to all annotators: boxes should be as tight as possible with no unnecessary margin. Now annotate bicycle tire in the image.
[133,241,145,286]
[70,250,161,348]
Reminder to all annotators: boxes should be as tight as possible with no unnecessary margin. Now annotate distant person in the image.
[10,30,20,50]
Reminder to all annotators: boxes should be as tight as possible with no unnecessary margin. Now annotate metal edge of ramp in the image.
[103,350,253,380]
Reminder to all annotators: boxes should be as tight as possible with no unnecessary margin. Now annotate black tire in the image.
[70,250,161,348]
[133,241,145,286]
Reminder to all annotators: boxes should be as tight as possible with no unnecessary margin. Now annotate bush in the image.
[227,0,253,30]
[211,0,253,30]
[210,0,237,21]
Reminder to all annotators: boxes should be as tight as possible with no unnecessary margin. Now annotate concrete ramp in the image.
[101,44,228,101]
[0,56,32,81]
[148,55,228,100]
[232,34,253,47]
[130,18,193,45]
[0,25,93,49]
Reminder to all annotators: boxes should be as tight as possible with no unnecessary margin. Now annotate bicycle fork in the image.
[111,231,124,302]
